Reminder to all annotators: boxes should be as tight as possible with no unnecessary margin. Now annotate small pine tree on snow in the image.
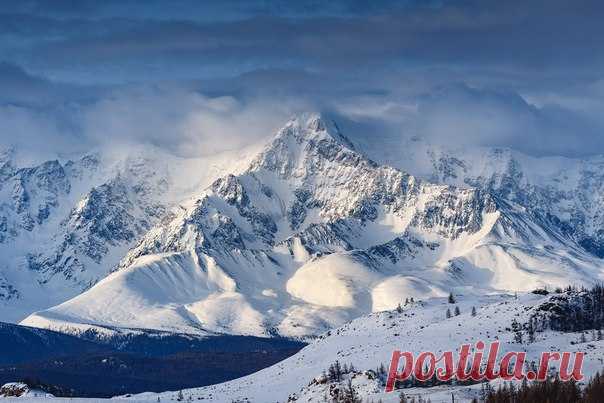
[446,308,452,319]
[397,303,403,313]
[479,382,489,401]
[454,306,461,316]
[471,306,477,317]
[334,360,343,381]
[511,319,523,344]
[448,292,456,304]
[176,390,184,402]
[343,379,361,403]
[527,317,535,343]
[328,363,337,381]
[410,297,414,303]
[376,363,387,383]
[405,298,409,305]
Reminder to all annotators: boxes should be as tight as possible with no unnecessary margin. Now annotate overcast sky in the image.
[1,0,603,161]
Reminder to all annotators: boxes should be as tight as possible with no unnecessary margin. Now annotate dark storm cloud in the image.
[0,0,602,159]
[2,0,603,81]
[0,1,448,21]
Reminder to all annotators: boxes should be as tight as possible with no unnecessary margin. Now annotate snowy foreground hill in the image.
[8,290,604,402]
[21,114,604,338]
[112,290,603,402]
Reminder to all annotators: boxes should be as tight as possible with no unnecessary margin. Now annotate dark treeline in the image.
[471,372,604,403]
[532,284,604,333]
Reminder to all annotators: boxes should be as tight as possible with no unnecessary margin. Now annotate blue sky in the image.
[1,0,603,160]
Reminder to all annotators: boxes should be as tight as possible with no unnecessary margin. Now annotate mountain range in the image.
[0,113,597,339]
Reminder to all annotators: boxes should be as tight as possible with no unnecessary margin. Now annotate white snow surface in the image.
[120,291,604,402]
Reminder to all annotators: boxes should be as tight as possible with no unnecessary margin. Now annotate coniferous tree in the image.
[448,292,456,304]
[528,317,536,343]
[481,373,603,402]
[454,306,461,316]
[511,318,523,343]
[376,363,387,384]
[343,379,361,403]
[446,308,452,319]
[471,306,477,317]
[335,360,342,381]
[584,371,604,402]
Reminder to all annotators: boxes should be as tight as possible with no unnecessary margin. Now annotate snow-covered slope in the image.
[22,114,604,338]
[0,145,255,322]
[128,290,604,402]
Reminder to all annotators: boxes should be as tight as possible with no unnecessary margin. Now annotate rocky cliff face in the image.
[404,144,604,258]
[363,136,604,258]
[0,151,177,321]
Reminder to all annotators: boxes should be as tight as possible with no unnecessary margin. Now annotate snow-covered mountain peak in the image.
[22,115,604,339]
[277,113,346,143]
[249,113,358,178]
